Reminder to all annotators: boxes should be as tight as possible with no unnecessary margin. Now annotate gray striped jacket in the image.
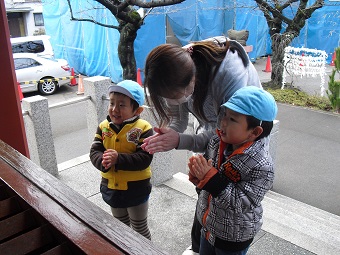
[197,135,274,244]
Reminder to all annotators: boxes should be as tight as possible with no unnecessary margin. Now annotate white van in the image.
[10,35,54,57]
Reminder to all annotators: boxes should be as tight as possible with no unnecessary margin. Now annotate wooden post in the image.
[0,0,29,157]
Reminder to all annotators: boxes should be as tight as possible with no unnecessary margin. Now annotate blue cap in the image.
[108,80,145,106]
[223,86,277,121]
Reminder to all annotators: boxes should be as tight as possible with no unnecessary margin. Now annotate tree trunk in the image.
[118,23,138,80]
[270,33,294,86]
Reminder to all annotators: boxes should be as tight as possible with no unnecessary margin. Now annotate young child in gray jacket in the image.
[188,86,277,255]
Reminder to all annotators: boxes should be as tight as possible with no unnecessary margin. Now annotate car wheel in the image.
[38,79,58,95]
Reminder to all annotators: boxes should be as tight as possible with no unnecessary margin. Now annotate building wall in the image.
[5,0,45,37]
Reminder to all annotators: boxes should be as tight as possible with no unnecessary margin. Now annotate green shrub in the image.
[267,88,333,112]
[327,47,340,112]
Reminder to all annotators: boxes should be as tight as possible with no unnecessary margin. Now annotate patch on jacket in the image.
[126,128,142,145]
[102,127,113,140]
[224,162,241,182]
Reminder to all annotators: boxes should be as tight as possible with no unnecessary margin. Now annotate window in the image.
[14,58,42,70]
[12,40,45,54]
[34,13,44,26]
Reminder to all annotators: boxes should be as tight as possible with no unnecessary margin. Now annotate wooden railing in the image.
[0,139,167,255]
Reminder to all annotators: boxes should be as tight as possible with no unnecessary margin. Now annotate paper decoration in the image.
[282,46,328,96]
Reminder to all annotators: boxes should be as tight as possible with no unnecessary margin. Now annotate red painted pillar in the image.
[0,0,29,157]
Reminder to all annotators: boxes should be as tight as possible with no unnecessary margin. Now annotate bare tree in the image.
[254,0,324,86]
[66,0,185,81]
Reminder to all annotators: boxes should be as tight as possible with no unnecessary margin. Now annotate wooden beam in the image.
[0,139,166,254]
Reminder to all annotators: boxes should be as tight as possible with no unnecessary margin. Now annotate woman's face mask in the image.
[164,77,195,105]
[165,94,192,105]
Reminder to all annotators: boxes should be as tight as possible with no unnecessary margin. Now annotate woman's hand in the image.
[141,127,179,154]
[102,149,118,169]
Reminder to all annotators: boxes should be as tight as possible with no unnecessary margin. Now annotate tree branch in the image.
[66,0,120,29]
[254,0,293,26]
[287,0,324,32]
[127,0,185,8]
[95,0,134,14]
[72,17,120,29]
[279,0,299,11]
[303,0,324,16]
[95,0,142,26]
[67,0,186,29]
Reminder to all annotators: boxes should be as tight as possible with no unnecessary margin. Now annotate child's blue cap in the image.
[222,86,277,121]
[108,80,144,106]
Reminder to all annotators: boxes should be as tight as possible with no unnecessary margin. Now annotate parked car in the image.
[14,53,71,95]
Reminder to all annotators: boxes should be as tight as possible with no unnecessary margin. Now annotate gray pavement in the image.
[254,57,340,216]
[55,57,340,254]
[57,159,340,255]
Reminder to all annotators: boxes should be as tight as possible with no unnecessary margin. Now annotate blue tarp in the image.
[42,0,340,83]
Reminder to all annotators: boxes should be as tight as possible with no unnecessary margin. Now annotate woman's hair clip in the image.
[186,46,193,55]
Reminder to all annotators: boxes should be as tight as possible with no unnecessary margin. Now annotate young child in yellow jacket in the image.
[90,80,153,240]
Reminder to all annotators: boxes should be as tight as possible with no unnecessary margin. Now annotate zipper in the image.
[202,194,211,240]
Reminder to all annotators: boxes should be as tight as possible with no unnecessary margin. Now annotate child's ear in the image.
[251,126,263,139]
[135,107,144,115]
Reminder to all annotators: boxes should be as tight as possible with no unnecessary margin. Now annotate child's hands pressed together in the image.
[188,154,212,180]
[102,149,118,169]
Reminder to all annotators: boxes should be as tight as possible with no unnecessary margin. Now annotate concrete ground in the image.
[58,158,340,255]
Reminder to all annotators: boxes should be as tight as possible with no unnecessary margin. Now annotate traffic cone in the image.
[76,74,84,95]
[137,68,142,86]
[330,51,336,66]
[70,68,77,86]
[17,82,24,101]
[263,56,272,72]
[299,53,305,66]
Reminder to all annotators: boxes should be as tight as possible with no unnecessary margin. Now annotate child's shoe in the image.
[182,245,199,255]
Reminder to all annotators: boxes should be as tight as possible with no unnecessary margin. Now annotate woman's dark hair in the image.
[144,38,229,127]
[144,44,194,126]
[190,39,228,122]
[246,115,273,140]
